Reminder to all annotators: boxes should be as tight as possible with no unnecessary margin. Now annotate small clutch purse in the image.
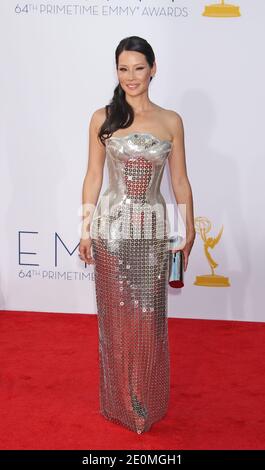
[168,235,184,288]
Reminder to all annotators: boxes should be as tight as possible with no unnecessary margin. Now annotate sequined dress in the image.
[91,132,173,434]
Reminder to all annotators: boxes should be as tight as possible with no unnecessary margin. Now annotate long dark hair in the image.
[98,36,155,146]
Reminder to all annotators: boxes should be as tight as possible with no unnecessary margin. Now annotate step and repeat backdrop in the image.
[0,1,264,321]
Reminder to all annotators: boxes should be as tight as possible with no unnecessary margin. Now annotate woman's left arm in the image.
[168,112,196,271]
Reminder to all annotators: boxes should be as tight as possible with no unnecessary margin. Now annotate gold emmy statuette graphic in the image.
[203,0,241,17]
[193,216,230,287]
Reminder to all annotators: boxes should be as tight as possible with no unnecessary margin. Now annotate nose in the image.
[128,70,136,79]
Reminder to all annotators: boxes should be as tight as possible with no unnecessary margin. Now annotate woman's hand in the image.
[78,237,95,264]
[171,230,196,272]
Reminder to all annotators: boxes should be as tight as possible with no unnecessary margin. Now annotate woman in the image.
[79,36,196,434]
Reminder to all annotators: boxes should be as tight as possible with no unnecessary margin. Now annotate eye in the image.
[119,67,145,71]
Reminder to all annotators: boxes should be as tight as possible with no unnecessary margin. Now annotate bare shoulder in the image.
[90,106,107,130]
[163,108,184,132]
[156,106,184,139]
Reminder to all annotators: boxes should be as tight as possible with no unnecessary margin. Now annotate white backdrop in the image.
[0,0,264,321]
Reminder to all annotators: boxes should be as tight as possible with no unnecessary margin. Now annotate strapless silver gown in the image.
[91,132,172,434]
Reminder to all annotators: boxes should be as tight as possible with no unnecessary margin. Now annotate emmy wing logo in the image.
[203,0,241,17]
[193,217,230,287]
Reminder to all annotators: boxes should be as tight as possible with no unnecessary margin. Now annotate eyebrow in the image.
[118,63,145,66]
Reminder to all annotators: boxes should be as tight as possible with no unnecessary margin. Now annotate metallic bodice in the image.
[91,132,172,245]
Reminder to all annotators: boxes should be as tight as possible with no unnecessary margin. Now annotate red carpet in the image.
[0,310,265,450]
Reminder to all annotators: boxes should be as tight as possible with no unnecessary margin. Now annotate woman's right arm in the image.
[79,108,106,264]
